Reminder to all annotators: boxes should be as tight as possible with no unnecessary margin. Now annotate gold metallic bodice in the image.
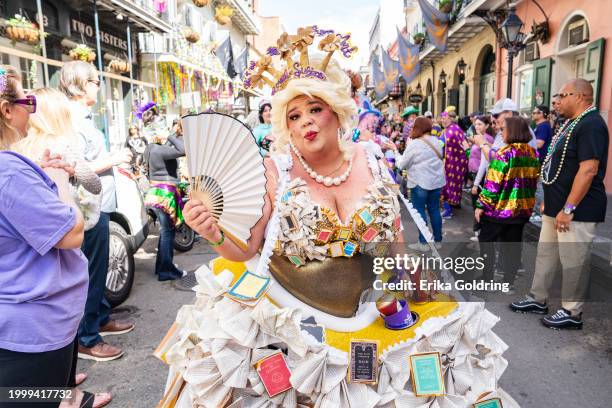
[268,254,374,318]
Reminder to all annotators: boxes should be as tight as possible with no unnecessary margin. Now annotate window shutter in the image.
[531,57,552,109]
[585,38,605,107]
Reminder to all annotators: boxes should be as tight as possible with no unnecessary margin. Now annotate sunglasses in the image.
[13,95,36,113]
[552,92,583,99]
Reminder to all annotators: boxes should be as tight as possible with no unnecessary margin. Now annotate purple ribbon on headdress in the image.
[135,101,157,119]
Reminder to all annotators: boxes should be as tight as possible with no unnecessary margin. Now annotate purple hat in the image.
[358,99,382,122]
[135,101,157,119]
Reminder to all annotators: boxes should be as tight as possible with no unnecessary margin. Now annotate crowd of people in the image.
[0,48,608,407]
[333,78,607,331]
[0,61,191,407]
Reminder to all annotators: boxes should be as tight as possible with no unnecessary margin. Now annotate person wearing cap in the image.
[440,111,468,218]
[482,98,538,163]
[400,105,419,141]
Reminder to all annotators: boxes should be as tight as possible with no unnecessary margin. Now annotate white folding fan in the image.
[182,112,267,250]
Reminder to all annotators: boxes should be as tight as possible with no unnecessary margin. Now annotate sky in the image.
[258,0,380,70]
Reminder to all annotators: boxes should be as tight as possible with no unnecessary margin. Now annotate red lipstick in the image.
[304,131,318,141]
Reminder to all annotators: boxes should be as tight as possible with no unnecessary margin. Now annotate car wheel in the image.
[174,222,195,252]
[105,221,135,307]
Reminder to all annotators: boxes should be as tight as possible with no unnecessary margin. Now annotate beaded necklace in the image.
[541,105,596,185]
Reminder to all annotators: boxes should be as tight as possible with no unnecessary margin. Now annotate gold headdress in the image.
[243,25,358,95]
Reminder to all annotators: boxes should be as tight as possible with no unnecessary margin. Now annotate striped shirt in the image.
[477,143,540,221]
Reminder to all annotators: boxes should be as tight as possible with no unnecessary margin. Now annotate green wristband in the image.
[208,231,225,247]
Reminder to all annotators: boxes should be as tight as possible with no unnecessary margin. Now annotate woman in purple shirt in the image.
[0,66,95,407]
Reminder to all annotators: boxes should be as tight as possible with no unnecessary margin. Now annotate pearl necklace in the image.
[542,105,596,185]
[289,141,353,187]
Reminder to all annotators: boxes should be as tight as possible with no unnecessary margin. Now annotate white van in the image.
[105,167,149,306]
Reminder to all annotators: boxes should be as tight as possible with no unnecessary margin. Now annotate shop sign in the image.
[409,93,424,104]
[70,16,128,51]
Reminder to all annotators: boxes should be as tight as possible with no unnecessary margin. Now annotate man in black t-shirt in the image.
[511,79,609,330]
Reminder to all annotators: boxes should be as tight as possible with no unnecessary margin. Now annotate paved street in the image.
[80,205,612,408]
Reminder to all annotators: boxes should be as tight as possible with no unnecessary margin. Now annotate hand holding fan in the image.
[182,112,267,250]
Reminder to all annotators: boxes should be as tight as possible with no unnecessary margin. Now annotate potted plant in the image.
[413,32,425,45]
[109,59,130,73]
[69,44,96,62]
[215,5,234,26]
[5,14,40,44]
[192,0,210,7]
[439,0,454,14]
[183,28,200,43]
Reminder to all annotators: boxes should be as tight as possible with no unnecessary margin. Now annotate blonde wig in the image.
[0,65,23,149]
[59,61,98,99]
[12,88,77,161]
[270,55,357,159]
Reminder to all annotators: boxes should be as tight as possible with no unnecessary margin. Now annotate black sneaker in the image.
[509,296,548,314]
[542,308,583,330]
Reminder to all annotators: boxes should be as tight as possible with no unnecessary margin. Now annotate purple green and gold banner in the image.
[372,55,386,99]
[396,26,421,84]
[381,48,399,95]
[417,0,451,53]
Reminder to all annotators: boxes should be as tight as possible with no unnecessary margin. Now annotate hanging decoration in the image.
[215,6,234,25]
[5,14,40,44]
[412,32,425,45]
[69,44,96,62]
[183,28,200,43]
[438,0,454,14]
[192,0,210,7]
[109,59,130,73]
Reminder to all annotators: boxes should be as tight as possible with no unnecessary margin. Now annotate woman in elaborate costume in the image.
[440,111,468,219]
[157,26,517,408]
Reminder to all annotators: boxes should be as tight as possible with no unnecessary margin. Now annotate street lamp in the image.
[439,69,447,86]
[457,58,466,82]
[501,7,526,98]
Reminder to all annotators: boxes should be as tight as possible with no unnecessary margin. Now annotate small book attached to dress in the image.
[225,270,271,306]
[255,352,293,397]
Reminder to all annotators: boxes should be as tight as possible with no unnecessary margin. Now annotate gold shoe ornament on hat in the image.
[243,25,358,95]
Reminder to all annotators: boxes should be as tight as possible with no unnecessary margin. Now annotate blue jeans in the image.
[410,186,443,243]
[78,212,112,348]
[155,209,181,280]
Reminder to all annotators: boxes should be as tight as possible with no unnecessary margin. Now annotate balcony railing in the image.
[97,0,174,33]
